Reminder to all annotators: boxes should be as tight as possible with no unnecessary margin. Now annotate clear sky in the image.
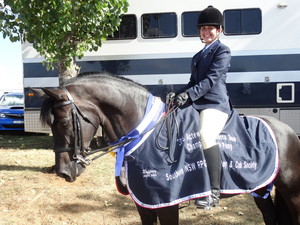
[0,36,23,92]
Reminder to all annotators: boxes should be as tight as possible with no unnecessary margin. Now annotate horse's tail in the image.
[275,189,292,225]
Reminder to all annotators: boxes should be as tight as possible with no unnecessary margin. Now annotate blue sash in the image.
[114,94,165,176]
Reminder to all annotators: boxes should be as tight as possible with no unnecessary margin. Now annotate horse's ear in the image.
[30,87,66,101]
[30,87,47,98]
[41,87,67,101]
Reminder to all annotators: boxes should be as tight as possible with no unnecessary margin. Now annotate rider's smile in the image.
[199,25,221,45]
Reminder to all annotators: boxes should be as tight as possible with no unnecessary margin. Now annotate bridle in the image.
[52,86,137,166]
[52,86,99,163]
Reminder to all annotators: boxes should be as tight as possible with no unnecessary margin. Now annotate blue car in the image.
[0,92,24,130]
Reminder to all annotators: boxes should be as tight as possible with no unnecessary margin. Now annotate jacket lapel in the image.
[203,40,220,58]
[191,40,221,80]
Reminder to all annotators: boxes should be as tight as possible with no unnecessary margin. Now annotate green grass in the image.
[0,131,53,150]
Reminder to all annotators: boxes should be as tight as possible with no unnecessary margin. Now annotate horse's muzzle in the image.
[56,161,86,182]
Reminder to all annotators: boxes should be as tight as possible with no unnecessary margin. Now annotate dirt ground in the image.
[0,145,267,225]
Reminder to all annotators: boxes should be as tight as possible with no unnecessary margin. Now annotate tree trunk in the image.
[58,59,78,85]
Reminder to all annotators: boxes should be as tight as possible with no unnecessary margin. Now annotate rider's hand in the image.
[175,92,190,107]
[166,92,176,103]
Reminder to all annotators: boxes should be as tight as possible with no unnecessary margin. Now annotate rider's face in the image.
[199,26,222,45]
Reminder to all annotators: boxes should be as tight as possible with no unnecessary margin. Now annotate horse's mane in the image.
[40,73,148,127]
[64,73,148,91]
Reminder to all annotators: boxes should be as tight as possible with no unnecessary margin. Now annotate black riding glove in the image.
[175,92,190,107]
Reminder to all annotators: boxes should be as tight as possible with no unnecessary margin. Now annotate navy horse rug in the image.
[116,96,279,209]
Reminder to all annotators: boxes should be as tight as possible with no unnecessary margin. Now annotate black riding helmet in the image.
[197,6,223,28]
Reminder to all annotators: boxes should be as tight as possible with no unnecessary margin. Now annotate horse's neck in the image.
[93,84,148,141]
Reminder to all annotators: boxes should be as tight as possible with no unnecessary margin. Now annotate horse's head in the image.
[33,74,149,182]
[33,86,100,182]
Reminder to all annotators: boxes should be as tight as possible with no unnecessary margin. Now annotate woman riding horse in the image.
[175,6,232,209]
[34,73,300,225]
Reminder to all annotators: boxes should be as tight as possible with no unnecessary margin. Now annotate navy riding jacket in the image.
[184,40,232,114]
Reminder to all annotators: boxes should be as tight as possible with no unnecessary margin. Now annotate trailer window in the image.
[108,14,137,40]
[182,11,200,37]
[224,8,261,35]
[142,13,177,38]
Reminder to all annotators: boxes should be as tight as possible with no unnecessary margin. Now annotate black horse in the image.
[33,74,300,225]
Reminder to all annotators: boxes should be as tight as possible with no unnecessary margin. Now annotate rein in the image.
[86,97,178,163]
[52,86,178,166]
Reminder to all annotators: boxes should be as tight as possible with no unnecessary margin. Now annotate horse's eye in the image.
[59,118,70,127]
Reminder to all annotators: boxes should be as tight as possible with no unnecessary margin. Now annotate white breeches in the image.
[199,108,229,149]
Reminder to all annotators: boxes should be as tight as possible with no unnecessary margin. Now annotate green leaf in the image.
[0,0,129,83]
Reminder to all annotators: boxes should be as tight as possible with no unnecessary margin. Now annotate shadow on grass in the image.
[55,192,248,225]
[0,164,54,173]
[57,193,141,225]
[57,190,263,225]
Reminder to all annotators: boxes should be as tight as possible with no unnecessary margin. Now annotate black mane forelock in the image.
[40,97,55,127]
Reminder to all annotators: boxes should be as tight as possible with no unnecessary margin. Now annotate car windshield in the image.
[0,94,23,106]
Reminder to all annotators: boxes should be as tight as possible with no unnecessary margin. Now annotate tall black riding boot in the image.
[195,144,221,209]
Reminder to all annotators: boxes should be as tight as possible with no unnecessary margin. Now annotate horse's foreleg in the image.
[136,204,158,225]
[253,188,277,225]
[254,195,277,225]
[274,189,293,225]
[156,204,179,225]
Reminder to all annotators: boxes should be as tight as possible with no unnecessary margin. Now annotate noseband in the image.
[53,87,98,164]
